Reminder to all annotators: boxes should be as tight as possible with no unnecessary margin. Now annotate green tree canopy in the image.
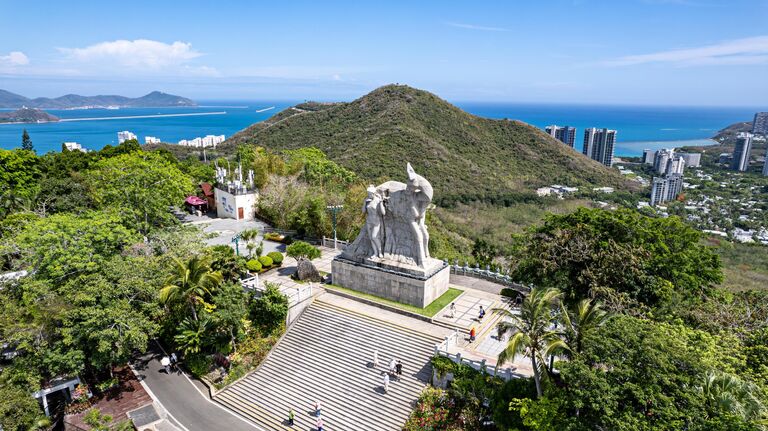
[513,208,723,311]
[4,211,138,280]
[249,282,288,332]
[286,240,321,261]
[85,151,194,233]
[0,384,45,431]
[0,148,40,201]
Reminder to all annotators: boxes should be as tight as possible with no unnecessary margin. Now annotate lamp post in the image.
[326,204,344,249]
[231,233,241,256]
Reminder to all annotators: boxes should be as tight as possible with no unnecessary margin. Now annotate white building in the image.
[731,132,753,172]
[178,134,225,148]
[145,136,161,144]
[544,125,577,148]
[653,149,673,174]
[62,142,85,152]
[667,156,686,175]
[117,130,137,143]
[642,149,655,165]
[213,162,258,221]
[678,152,701,168]
[583,128,616,167]
[650,173,683,206]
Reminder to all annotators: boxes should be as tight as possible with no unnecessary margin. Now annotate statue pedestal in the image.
[331,256,450,308]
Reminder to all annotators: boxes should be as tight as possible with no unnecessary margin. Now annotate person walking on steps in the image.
[373,349,379,369]
[383,373,390,393]
[449,302,456,319]
[314,400,322,417]
[396,359,403,376]
[478,305,486,322]
[316,417,324,431]
[470,326,476,342]
[389,358,397,377]
[288,408,295,426]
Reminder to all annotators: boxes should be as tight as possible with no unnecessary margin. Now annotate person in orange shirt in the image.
[470,327,476,342]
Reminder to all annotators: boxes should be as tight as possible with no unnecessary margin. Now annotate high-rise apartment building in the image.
[653,149,673,175]
[753,112,768,135]
[667,156,686,175]
[642,149,655,165]
[678,152,701,168]
[731,133,753,172]
[545,125,577,148]
[583,128,616,167]
[650,173,683,206]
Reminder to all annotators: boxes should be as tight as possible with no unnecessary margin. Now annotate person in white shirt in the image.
[383,373,390,393]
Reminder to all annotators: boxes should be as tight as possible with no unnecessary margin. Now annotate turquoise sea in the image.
[0,100,760,156]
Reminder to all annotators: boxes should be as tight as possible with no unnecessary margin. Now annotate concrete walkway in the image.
[131,343,263,431]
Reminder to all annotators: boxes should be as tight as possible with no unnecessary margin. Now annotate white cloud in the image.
[0,51,29,66]
[60,39,203,69]
[604,35,768,66]
[445,22,510,32]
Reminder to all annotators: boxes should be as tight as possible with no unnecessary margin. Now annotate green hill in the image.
[225,84,636,205]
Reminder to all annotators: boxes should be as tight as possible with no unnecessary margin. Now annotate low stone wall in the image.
[331,257,449,308]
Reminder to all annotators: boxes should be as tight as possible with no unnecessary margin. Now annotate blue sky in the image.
[1,0,767,105]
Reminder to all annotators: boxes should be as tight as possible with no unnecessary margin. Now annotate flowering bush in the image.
[403,388,460,431]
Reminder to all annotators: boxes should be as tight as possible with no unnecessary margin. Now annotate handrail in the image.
[433,329,520,381]
[447,260,531,293]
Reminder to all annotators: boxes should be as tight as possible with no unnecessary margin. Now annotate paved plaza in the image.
[432,289,498,331]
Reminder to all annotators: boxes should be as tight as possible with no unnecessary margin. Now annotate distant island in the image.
[0,107,59,124]
[0,90,196,109]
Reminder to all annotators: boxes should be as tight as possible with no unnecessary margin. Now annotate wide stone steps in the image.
[214,301,441,431]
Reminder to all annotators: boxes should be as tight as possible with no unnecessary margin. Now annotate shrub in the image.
[250,282,289,331]
[258,255,274,267]
[431,355,456,378]
[267,251,284,265]
[246,259,262,272]
[185,353,213,378]
[286,241,321,261]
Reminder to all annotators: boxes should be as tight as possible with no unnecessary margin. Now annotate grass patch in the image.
[706,238,768,292]
[324,284,463,318]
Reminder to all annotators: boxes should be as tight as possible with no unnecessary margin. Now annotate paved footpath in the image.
[131,342,263,431]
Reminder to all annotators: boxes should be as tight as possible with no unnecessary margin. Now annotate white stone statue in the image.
[342,163,435,270]
[363,185,386,258]
[405,163,432,265]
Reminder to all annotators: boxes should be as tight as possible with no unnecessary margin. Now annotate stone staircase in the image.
[214,299,442,431]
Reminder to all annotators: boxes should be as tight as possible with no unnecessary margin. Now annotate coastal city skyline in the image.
[1,0,767,105]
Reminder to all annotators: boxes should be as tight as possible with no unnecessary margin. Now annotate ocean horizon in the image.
[0,100,758,156]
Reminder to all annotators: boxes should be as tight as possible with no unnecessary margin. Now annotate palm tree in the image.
[495,287,568,398]
[560,298,609,356]
[239,228,261,257]
[174,316,213,355]
[159,255,223,322]
[698,370,765,422]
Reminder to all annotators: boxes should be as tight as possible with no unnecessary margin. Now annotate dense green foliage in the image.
[249,283,289,332]
[0,144,243,420]
[513,208,723,311]
[85,151,194,233]
[226,85,635,207]
[0,384,48,431]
